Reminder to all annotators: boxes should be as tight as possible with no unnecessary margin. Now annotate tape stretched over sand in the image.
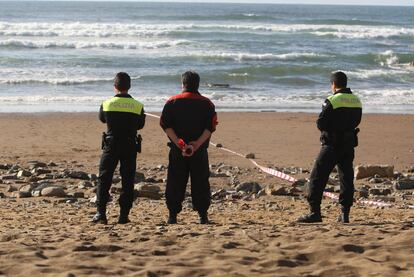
[146,113,414,209]
[147,112,295,181]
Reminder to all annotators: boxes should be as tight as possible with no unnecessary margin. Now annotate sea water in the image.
[0,1,413,113]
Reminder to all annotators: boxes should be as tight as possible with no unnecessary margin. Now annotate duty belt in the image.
[321,128,359,147]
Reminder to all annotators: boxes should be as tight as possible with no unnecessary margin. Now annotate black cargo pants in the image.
[166,147,211,215]
[307,145,355,211]
[96,136,137,212]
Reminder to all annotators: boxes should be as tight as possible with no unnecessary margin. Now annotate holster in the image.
[135,134,142,153]
[354,128,360,147]
[321,128,360,147]
[101,132,107,150]
[101,132,115,151]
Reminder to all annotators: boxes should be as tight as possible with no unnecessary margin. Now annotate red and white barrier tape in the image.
[209,142,245,158]
[250,160,297,183]
[145,113,161,119]
[146,112,414,209]
[147,112,294,182]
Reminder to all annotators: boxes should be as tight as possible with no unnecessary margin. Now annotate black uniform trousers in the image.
[96,137,137,212]
[166,147,211,215]
[307,145,355,211]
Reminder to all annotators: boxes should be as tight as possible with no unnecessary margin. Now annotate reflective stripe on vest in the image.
[102,97,143,115]
[327,93,362,110]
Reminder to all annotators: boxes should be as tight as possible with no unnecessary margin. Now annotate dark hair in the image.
[114,72,131,92]
[182,71,200,92]
[330,71,347,88]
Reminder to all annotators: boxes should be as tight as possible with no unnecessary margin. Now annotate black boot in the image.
[337,207,350,223]
[199,211,210,225]
[91,207,108,224]
[297,207,322,223]
[118,209,130,224]
[167,212,177,224]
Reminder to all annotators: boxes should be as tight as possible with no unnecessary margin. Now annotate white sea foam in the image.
[185,23,414,39]
[377,50,400,67]
[203,89,414,107]
[200,52,331,61]
[342,50,413,79]
[0,95,169,105]
[2,89,413,108]
[358,88,414,105]
[311,27,414,39]
[228,73,249,77]
[0,75,141,85]
[0,22,174,38]
[1,22,413,39]
[0,38,189,50]
[242,13,259,17]
[345,68,411,79]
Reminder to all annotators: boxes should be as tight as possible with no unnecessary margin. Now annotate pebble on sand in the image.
[355,165,394,180]
[41,186,66,197]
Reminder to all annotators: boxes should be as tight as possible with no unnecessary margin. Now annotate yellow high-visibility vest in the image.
[102,97,143,115]
[328,93,362,110]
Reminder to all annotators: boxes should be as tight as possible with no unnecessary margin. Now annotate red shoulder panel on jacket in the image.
[167,92,215,107]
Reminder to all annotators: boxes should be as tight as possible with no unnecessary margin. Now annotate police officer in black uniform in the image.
[160,71,218,224]
[298,71,362,223]
[91,72,146,224]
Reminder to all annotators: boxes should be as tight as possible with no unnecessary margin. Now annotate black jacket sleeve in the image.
[136,108,146,130]
[160,101,173,130]
[205,105,218,133]
[99,104,106,123]
[316,99,333,132]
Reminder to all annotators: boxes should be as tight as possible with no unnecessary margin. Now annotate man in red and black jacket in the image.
[160,71,218,224]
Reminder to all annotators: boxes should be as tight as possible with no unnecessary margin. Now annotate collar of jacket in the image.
[334,88,352,95]
[114,94,132,98]
[182,91,200,95]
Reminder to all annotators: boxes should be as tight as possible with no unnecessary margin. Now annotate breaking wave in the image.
[0,39,189,50]
[0,76,141,85]
[1,22,413,39]
[2,88,414,113]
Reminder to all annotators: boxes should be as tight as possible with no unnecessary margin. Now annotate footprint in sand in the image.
[237,256,260,265]
[34,251,48,260]
[147,270,171,277]
[277,259,300,268]
[72,244,123,252]
[157,240,175,246]
[0,233,20,242]
[219,231,235,236]
[294,253,310,262]
[342,244,365,254]
[222,241,242,249]
[152,250,168,256]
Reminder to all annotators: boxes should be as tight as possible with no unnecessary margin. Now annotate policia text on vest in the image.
[298,71,362,224]
[92,72,146,225]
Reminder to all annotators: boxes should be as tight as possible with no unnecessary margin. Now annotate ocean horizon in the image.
[0,1,413,113]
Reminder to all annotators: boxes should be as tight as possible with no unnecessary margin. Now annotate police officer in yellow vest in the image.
[92,72,146,224]
[298,71,362,224]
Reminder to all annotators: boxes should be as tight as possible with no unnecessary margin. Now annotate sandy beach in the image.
[0,112,413,277]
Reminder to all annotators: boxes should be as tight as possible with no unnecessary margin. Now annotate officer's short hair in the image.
[330,71,347,88]
[114,72,131,92]
[182,71,200,92]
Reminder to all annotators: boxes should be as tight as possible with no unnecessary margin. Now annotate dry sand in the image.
[0,112,413,277]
